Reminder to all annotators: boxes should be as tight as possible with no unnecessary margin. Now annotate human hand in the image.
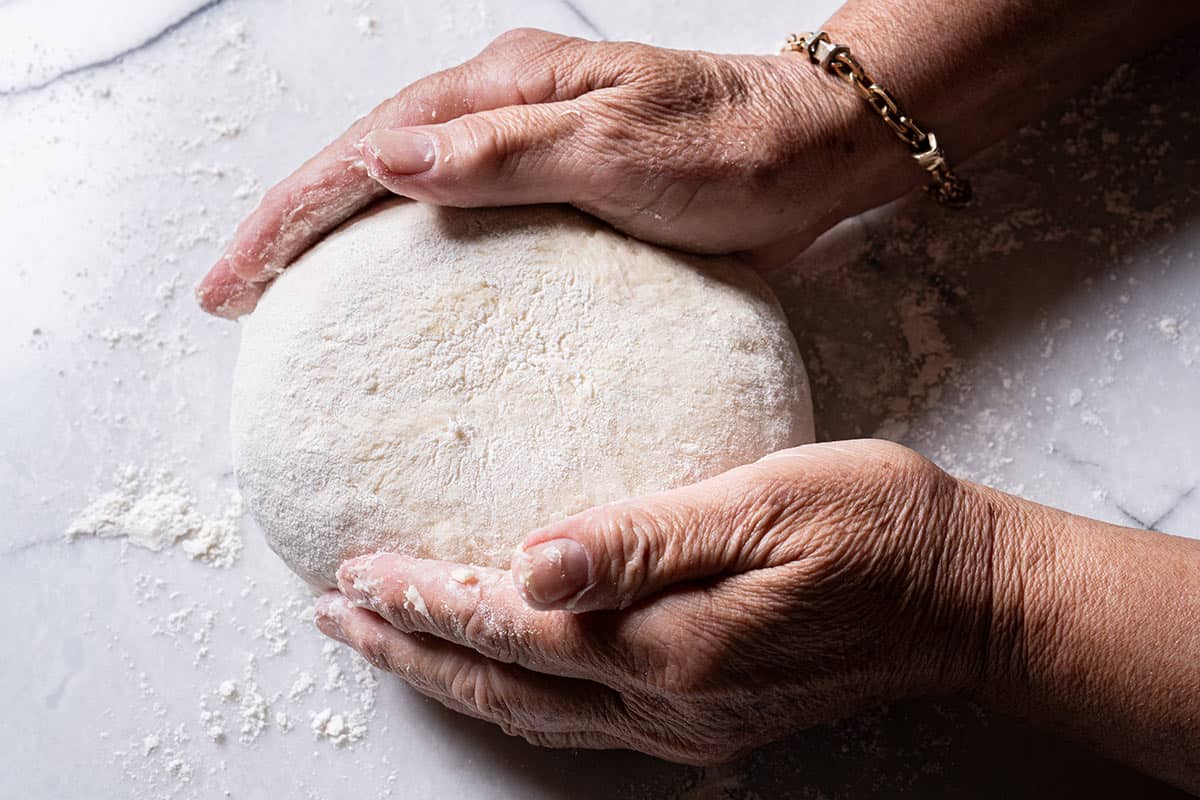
[312,440,1001,764]
[196,28,908,319]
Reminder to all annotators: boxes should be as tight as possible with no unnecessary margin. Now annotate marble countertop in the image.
[2,1,1197,797]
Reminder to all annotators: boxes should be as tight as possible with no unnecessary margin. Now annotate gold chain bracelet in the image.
[782,31,971,208]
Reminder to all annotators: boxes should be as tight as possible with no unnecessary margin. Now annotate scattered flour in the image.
[257,606,291,656]
[289,671,316,699]
[237,685,269,744]
[66,466,244,568]
[310,707,369,746]
[69,466,381,795]
[1158,316,1182,341]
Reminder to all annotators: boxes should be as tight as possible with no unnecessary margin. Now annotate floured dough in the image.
[232,201,813,587]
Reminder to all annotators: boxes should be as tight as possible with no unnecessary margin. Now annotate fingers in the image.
[314,592,625,739]
[196,28,603,318]
[193,116,385,317]
[194,257,264,318]
[356,98,603,208]
[334,552,614,682]
[510,453,819,613]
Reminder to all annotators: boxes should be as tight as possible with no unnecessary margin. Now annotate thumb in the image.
[510,458,798,613]
[356,100,595,208]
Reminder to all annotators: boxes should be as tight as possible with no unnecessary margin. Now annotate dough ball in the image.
[232,201,813,588]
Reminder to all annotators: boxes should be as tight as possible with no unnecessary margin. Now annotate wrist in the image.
[958,481,1062,707]
[762,52,920,245]
[904,475,1018,699]
[846,458,1023,703]
[965,490,1200,792]
[892,473,1053,703]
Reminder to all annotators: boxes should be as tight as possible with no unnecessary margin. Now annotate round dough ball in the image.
[232,201,813,588]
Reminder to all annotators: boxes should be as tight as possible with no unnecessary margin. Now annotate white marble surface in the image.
[2,1,1198,798]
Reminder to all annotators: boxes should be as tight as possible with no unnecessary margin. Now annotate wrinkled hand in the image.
[197,28,902,318]
[313,440,1000,764]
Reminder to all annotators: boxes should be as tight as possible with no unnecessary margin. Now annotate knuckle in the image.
[857,440,955,524]
[367,92,404,125]
[447,663,481,708]
[606,41,674,87]
[459,605,519,663]
[609,628,660,683]
[619,629,696,694]
[594,504,670,604]
[863,438,937,477]
[619,612,725,695]
[372,593,408,627]
[486,29,592,102]
[487,27,558,53]
[518,729,559,748]
[448,117,517,182]
[584,54,794,197]
[622,691,750,765]
[646,727,719,766]
[450,664,514,724]
[359,636,401,674]
[496,720,522,737]
[726,472,806,559]
[581,100,633,143]
[258,181,301,220]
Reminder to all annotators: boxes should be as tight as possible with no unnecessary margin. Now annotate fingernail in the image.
[314,594,348,641]
[513,539,590,606]
[195,262,262,319]
[361,129,435,175]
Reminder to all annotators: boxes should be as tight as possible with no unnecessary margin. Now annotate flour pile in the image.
[67,465,244,568]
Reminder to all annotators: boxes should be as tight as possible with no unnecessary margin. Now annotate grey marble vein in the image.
[1112,499,1153,529]
[560,0,606,40]
[1053,444,1197,532]
[1,0,227,97]
[1147,484,1197,532]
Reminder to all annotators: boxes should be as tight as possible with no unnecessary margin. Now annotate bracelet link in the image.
[783,30,972,208]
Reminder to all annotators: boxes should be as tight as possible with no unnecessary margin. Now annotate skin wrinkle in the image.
[728,472,812,569]
[369,613,619,735]
[993,498,1065,704]
[606,505,657,608]
[900,470,978,689]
